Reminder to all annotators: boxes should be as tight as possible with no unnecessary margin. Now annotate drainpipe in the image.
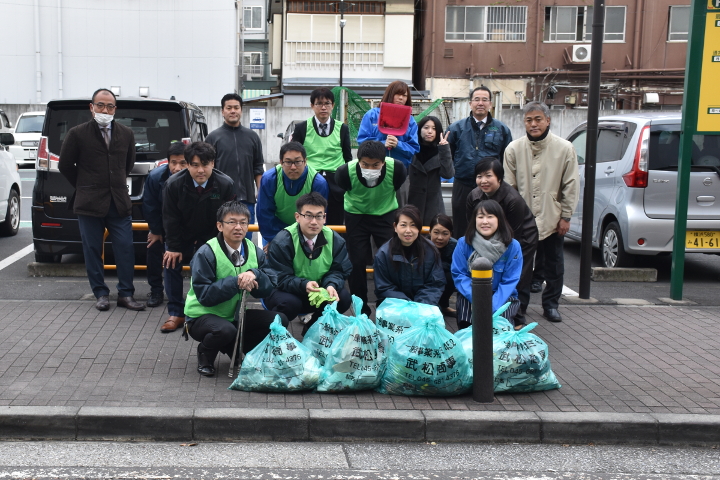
[57,0,63,98]
[534,3,542,72]
[34,0,42,103]
[430,0,436,97]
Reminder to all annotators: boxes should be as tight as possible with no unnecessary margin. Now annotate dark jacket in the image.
[466,182,538,248]
[266,224,352,295]
[437,237,458,274]
[291,118,353,165]
[162,169,235,252]
[205,123,264,203]
[407,143,454,225]
[58,119,136,217]
[373,237,446,306]
[142,164,170,236]
[447,112,512,187]
[187,232,276,317]
[335,159,408,196]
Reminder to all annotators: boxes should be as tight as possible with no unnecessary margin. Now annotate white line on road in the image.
[562,284,579,297]
[0,244,34,272]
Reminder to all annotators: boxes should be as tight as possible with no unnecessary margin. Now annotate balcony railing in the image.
[243,64,264,77]
[284,41,384,70]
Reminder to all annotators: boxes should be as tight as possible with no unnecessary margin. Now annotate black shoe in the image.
[147,291,164,308]
[543,308,562,322]
[95,295,110,311]
[530,281,543,293]
[197,364,215,376]
[197,347,216,377]
[117,296,146,311]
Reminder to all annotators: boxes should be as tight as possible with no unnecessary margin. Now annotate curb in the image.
[1,407,719,446]
[591,267,657,282]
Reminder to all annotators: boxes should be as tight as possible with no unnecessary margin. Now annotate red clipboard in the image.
[378,102,412,136]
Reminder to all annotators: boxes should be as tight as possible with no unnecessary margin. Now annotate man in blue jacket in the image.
[448,86,512,239]
[256,142,328,247]
[142,142,188,309]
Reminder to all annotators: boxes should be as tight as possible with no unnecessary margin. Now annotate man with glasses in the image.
[59,88,145,312]
[291,88,352,226]
[160,141,235,333]
[184,201,288,377]
[205,93,264,240]
[257,142,328,248]
[447,86,513,239]
[264,192,352,335]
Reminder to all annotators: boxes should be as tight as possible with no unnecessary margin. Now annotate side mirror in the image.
[277,133,284,139]
[0,133,14,146]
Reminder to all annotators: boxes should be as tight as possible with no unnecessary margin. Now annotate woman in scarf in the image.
[407,116,454,225]
[451,199,523,330]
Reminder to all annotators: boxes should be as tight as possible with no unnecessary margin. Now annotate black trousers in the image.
[319,170,346,227]
[538,233,565,311]
[451,182,474,240]
[146,240,165,295]
[532,242,545,283]
[344,210,395,311]
[188,309,289,364]
[264,287,352,322]
[517,240,538,313]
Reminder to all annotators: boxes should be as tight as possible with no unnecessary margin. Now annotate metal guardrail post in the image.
[471,257,494,403]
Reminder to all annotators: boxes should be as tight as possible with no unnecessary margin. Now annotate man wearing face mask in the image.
[335,140,407,316]
[59,88,145,312]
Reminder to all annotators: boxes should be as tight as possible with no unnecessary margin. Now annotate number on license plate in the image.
[29,150,37,159]
[686,231,720,249]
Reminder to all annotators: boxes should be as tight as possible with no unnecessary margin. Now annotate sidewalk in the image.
[1,299,719,445]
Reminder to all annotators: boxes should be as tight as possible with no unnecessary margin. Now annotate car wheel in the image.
[0,189,20,237]
[602,221,633,268]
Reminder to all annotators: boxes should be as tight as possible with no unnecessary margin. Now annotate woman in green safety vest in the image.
[335,140,408,316]
[183,201,288,377]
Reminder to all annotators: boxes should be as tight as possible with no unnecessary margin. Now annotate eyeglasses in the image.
[221,220,249,227]
[282,160,306,167]
[93,102,117,112]
[313,102,333,108]
[298,213,326,221]
[472,98,491,103]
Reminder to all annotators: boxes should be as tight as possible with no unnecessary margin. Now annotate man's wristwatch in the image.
[561,217,571,222]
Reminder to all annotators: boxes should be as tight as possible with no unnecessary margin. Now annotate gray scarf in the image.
[467,231,507,271]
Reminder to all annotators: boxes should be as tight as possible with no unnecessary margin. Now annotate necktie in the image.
[320,124,328,136]
[101,127,111,148]
[231,250,243,266]
[306,239,314,252]
[196,186,204,195]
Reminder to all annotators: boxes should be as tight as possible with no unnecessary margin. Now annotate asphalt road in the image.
[3,171,720,304]
[0,441,718,479]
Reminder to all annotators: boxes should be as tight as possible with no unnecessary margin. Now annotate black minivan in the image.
[33,97,207,263]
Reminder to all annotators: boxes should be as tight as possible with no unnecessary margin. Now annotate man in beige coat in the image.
[503,101,579,323]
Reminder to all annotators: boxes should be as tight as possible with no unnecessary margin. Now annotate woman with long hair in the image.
[451,200,523,329]
[373,205,446,306]
[407,116,454,225]
[428,214,457,317]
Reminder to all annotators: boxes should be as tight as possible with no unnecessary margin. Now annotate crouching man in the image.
[183,201,288,377]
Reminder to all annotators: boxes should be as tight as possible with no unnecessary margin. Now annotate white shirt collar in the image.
[314,116,331,129]
[224,240,244,265]
[474,115,488,127]
[192,179,209,188]
[302,234,318,245]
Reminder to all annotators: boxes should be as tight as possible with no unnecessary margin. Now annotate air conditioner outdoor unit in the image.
[572,45,591,63]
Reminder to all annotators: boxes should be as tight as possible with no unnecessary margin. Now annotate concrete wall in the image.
[498,109,642,141]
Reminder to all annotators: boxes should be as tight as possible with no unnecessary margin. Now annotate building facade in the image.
[414,0,689,110]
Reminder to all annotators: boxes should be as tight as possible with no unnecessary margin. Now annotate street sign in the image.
[697,11,720,131]
[710,0,720,9]
[249,108,266,129]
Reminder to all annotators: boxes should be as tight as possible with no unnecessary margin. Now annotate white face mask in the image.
[93,113,114,126]
[361,168,382,186]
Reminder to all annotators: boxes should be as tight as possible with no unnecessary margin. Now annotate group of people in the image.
[59,83,578,377]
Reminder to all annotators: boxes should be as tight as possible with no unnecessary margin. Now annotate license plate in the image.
[29,150,36,159]
[126,177,133,194]
[686,231,720,249]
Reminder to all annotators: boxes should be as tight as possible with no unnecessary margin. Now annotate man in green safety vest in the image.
[183,201,288,377]
[256,142,329,248]
[291,87,352,226]
[335,140,408,316]
[264,192,352,335]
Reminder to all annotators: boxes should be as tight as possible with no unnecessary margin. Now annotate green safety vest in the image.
[304,118,344,172]
[274,164,318,226]
[184,237,257,320]
[344,158,398,216]
[287,223,334,283]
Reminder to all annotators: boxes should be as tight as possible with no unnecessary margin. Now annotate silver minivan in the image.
[564,113,720,267]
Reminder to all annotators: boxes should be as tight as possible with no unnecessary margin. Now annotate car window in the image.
[648,126,710,169]
[569,130,586,165]
[46,104,185,162]
[596,129,625,163]
[0,112,9,129]
[15,115,44,133]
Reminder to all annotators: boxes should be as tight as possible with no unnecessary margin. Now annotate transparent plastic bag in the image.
[229,315,321,392]
[492,322,561,393]
[378,317,471,396]
[375,298,444,344]
[301,298,354,365]
[455,302,514,366]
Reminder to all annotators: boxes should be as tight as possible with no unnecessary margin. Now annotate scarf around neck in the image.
[467,230,507,271]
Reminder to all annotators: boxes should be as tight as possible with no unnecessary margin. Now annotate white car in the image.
[10,111,44,168]
[0,132,21,236]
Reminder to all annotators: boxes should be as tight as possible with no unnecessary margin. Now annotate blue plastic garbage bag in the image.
[492,322,561,393]
[229,315,322,392]
[455,301,514,366]
[301,297,357,365]
[375,298,445,344]
[316,302,389,392]
[377,317,472,396]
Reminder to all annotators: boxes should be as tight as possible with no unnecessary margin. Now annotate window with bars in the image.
[668,6,689,41]
[287,1,385,14]
[243,52,264,77]
[445,5,526,42]
[544,6,626,42]
[244,6,263,29]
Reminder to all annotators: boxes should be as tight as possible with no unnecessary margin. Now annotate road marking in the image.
[562,284,579,297]
[0,244,34,272]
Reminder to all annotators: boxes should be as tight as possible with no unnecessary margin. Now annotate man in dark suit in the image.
[59,88,145,312]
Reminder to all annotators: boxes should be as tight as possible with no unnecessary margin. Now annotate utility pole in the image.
[338,0,347,86]
[236,1,245,95]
